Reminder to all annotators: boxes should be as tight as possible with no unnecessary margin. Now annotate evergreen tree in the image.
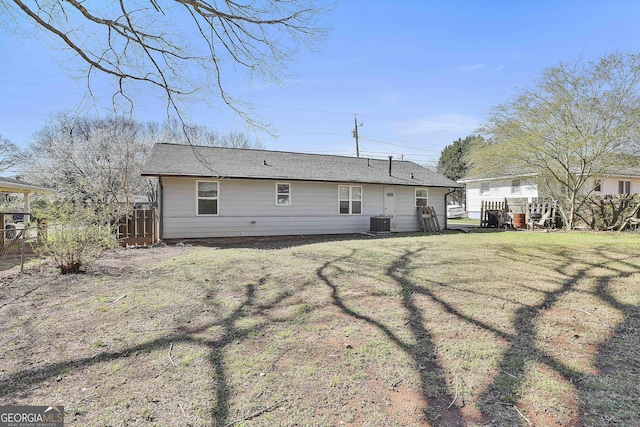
[437,135,482,205]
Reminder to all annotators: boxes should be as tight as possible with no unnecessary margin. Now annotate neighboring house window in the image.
[415,188,429,207]
[276,183,291,206]
[511,179,521,195]
[481,183,490,195]
[197,181,218,215]
[339,185,362,215]
[619,180,631,194]
[594,180,602,192]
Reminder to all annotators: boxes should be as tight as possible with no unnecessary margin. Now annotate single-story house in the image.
[459,170,640,219]
[141,143,461,239]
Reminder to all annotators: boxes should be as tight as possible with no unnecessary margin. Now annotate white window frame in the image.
[593,180,602,193]
[415,188,429,207]
[511,179,521,195]
[338,185,363,215]
[276,182,291,206]
[481,183,490,195]
[619,180,631,194]
[196,180,219,216]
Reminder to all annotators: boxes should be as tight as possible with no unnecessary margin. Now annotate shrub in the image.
[577,194,640,230]
[33,200,117,274]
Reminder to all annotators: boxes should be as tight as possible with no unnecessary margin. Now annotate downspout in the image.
[444,187,456,230]
[158,176,164,241]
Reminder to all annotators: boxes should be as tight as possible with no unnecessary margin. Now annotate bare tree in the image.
[4,0,329,128]
[223,131,263,149]
[146,118,263,148]
[0,135,21,173]
[25,114,152,212]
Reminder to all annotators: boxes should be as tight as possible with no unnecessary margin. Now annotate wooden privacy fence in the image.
[480,200,510,228]
[417,206,440,232]
[480,199,559,229]
[117,209,158,247]
[528,200,557,229]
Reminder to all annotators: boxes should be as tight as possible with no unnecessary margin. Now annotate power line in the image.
[0,79,474,129]
[274,130,346,136]
[360,134,441,148]
[359,135,441,153]
[358,150,436,158]
[250,103,473,129]
[0,79,85,91]
[253,104,355,116]
[0,110,50,118]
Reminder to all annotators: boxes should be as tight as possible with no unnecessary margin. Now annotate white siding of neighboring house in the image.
[599,176,640,195]
[160,177,448,238]
[465,179,538,219]
[464,175,640,219]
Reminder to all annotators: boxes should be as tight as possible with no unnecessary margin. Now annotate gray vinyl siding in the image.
[394,186,446,232]
[161,177,448,238]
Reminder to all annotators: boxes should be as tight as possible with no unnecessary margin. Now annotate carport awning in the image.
[0,178,53,194]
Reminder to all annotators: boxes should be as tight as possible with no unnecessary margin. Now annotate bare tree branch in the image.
[6,0,330,131]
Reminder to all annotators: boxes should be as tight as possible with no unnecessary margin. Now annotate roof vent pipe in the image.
[388,156,393,176]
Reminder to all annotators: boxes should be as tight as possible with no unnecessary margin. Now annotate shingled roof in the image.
[142,143,461,188]
[0,177,53,193]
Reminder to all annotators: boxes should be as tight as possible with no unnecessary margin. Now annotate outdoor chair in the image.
[530,211,551,230]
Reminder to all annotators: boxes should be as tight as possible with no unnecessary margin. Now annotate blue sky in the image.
[2,1,640,165]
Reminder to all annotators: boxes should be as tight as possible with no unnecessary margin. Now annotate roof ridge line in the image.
[156,142,419,164]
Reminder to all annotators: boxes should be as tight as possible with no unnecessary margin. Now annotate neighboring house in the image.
[459,170,640,219]
[116,194,153,210]
[141,143,461,239]
[0,177,53,214]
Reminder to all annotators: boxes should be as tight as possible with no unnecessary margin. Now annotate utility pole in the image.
[352,115,363,158]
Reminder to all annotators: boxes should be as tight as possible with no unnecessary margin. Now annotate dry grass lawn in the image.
[1,231,639,426]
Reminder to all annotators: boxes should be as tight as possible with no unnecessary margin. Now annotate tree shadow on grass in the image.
[577,257,640,426]
[476,246,640,426]
[0,278,301,426]
[317,249,465,426]
[317,242,639,426]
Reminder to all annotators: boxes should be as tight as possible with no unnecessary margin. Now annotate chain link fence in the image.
[0,214,41,274]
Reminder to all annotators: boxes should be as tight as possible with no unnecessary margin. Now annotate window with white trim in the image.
[594,180,602,192]
[511,179,521,195]
[415,188,429,207]
[339,185,362,215]
[481,183,490,195]
[619,180,631,194]
[276,183,291,206]
[197,181,218,215]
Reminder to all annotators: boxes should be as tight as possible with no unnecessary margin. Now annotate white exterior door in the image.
[383,186,397,231]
